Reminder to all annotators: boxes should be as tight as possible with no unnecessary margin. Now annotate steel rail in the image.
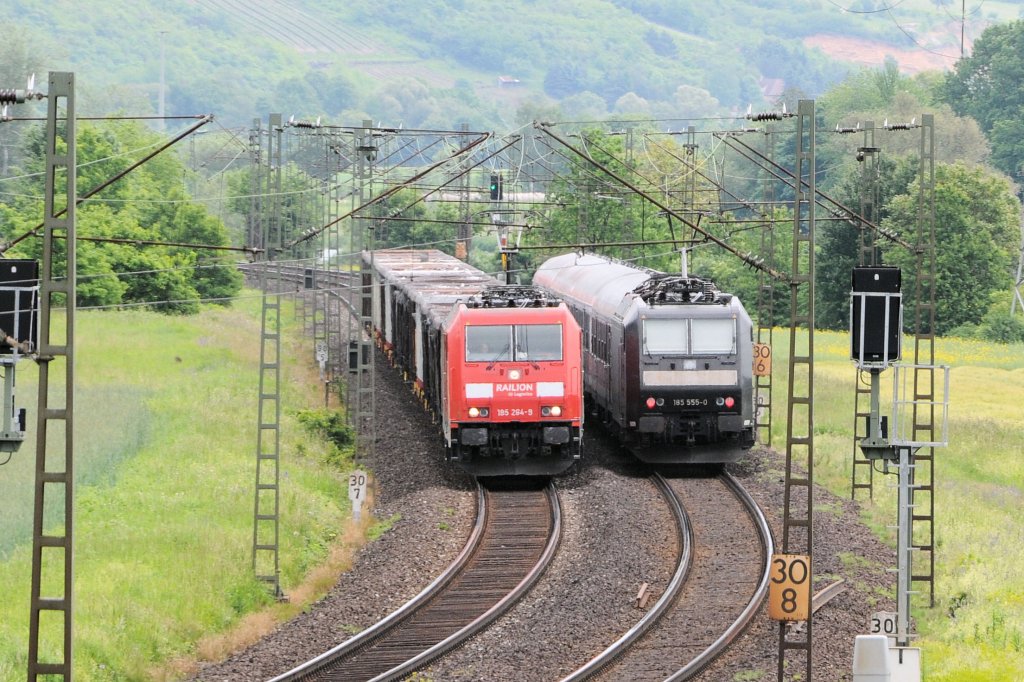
[562,471,772,682]
[267,479,488,682]
[270,482,561,682]
[559,473,693,681]
[663,471,774,681]
[373,483,562,681]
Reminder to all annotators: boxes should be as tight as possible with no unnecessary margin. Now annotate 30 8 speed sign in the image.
[768,553,811,621]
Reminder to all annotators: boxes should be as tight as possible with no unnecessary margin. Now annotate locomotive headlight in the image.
[469,407,480,418]
[655,398,664,407]
[716,397,725,406]
[480,407,490,417]
[508,369,522,380]
[550,405,562,417]
[541,406,550,416]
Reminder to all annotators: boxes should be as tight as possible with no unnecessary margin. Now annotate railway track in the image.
[565,471,772,682]
[243,263,357,303]
[245,262,771,679]
[271,480,560,682]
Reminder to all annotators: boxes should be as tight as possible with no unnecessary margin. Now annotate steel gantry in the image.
[850,121,881,502]
[776,99,816,682]
[251,114,285,599]
[27,71,77,682]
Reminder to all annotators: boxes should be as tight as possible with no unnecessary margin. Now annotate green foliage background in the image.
[0,118,243,313]
[4,0,1023,130]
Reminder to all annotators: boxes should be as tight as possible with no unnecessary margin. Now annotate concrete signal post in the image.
[849,266,949,682]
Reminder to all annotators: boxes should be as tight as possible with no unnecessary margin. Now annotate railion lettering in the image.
[495,382,534,394]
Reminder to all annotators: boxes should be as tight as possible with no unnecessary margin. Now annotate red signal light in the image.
[724,396,735,409]
[645,397,656,409]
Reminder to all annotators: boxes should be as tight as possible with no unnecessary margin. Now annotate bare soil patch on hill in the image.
[804,33,959,74]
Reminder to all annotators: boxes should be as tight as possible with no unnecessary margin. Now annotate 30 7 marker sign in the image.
[768,553,811,621]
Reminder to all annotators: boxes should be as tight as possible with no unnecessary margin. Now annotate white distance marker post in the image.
[348,469,368,521]
[869,611,899,647]
[315,340,328,381]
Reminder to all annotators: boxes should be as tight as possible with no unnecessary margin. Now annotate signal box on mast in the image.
[0,259,39,452]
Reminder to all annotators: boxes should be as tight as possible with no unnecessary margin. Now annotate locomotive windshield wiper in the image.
[486,343,511,370]
[515,330,541,369]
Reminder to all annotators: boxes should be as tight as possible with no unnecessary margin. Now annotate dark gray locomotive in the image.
[533,253,756,463]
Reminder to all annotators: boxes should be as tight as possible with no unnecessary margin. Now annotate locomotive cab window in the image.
[691,318,736,354]
[516,323,562,361]
[643,319,689,355]
[465,323,563,362]
[643,318,736,355]
[466,325,513,361]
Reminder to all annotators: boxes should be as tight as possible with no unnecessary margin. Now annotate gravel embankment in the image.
[191,346,897,682]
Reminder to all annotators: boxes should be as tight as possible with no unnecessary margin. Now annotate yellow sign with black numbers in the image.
[768,553,811,621]
[753,343,772,376]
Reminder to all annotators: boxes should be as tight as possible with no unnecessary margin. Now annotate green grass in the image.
[0,294,354,681]
[764,329,1024,680]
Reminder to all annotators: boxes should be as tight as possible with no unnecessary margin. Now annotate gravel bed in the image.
[424,437,678,681]
[694,448,899,682]
[190,346,898,682]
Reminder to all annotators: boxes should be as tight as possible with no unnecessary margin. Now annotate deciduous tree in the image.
[880,162,1019,335]
[943,20,1024,178]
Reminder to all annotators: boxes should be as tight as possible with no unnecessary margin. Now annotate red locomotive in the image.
[366,250,583,476]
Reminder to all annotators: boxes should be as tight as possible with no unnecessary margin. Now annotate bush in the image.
[980,314,1024,344]
[970,295,1024,344]
[294,408,355,469]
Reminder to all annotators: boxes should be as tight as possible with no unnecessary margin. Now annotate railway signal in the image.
[850,265,949,682]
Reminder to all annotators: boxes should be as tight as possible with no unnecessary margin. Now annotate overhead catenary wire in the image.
[1,114,215,254]
[717,132,915,251]
[534,121,787,281]
[283,130,496,250]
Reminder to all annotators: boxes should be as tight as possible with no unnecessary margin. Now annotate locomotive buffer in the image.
[849,266,949,682]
